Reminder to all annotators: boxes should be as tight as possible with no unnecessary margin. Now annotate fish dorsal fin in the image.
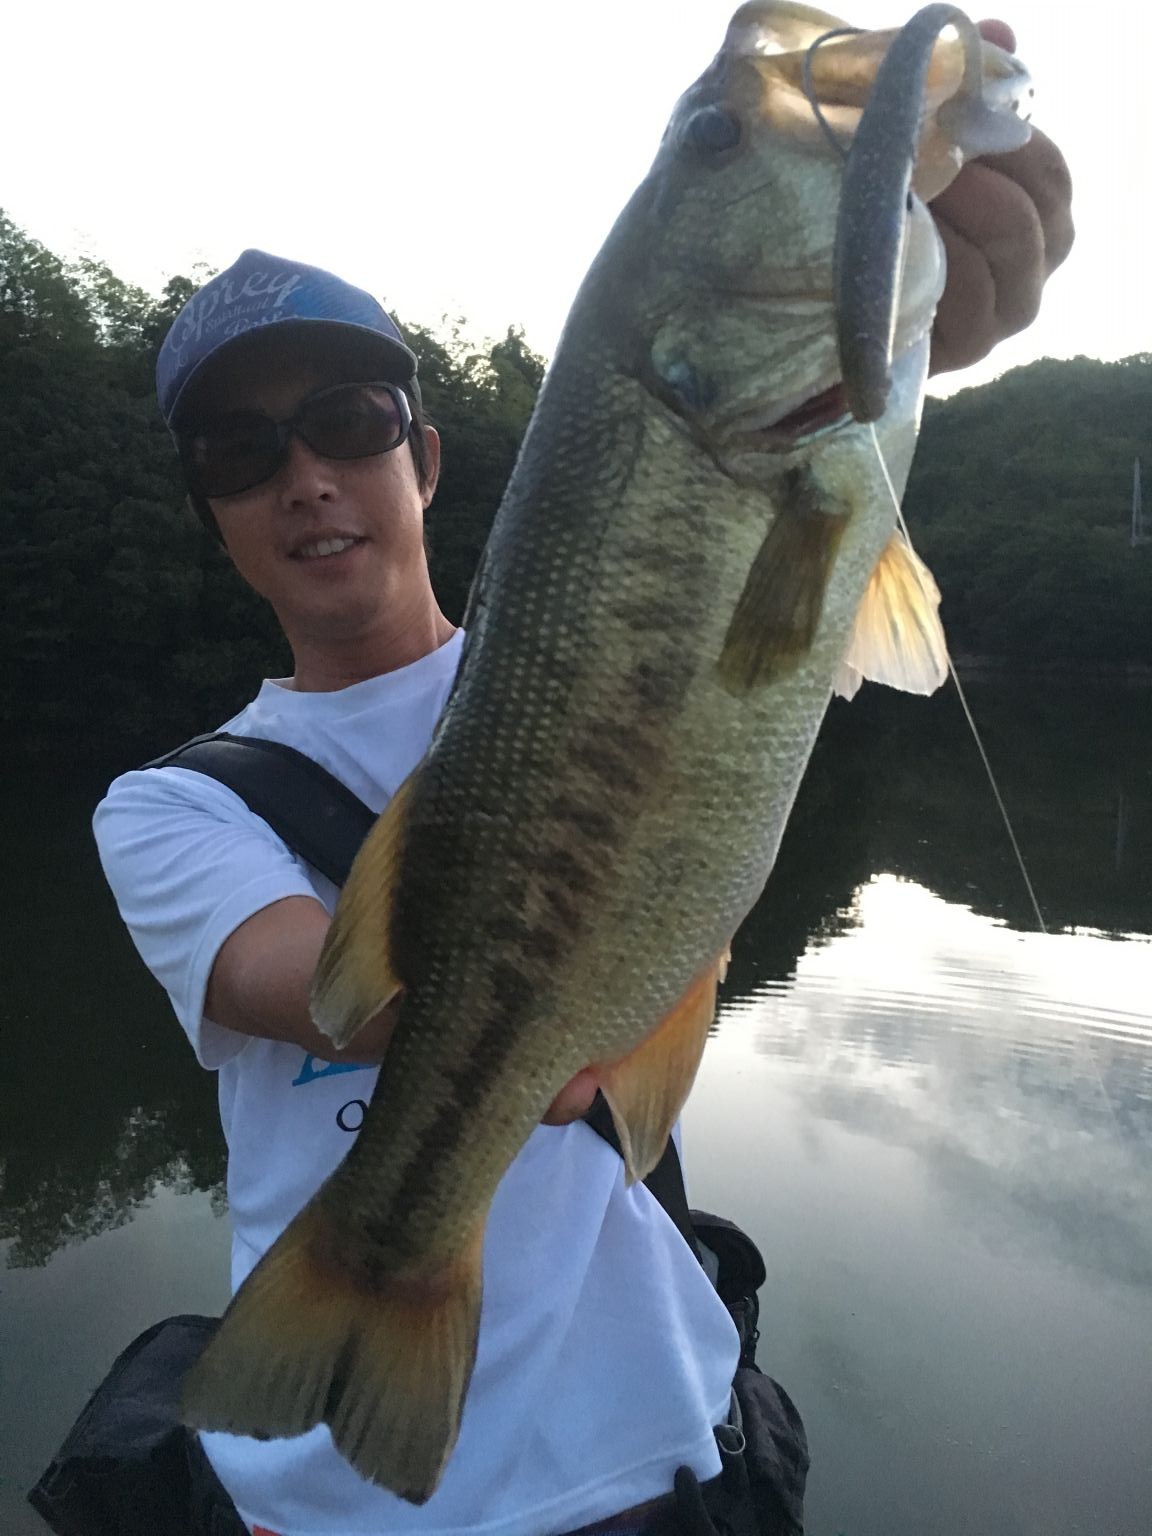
[310,773,416,1048]
[834,532,948,699]
[598,950,728,1185]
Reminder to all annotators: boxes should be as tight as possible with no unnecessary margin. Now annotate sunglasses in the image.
[178,381,413,499]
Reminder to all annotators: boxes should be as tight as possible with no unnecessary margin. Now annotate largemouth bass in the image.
[184,1,1032,1503]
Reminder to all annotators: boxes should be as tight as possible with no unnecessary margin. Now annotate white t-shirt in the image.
[93,632,738,1536]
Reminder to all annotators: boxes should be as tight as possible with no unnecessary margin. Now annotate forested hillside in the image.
[2,212,1149,770]
[907,356,1152,662]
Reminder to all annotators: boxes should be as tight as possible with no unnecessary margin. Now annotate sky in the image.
[4,0,1148,396]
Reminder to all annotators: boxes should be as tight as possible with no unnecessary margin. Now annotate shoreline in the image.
[952,657,1152,685]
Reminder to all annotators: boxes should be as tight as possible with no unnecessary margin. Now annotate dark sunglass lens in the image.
[300,386,404,460]
[190,415,281,497]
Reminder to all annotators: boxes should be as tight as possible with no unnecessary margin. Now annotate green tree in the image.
[3,211,1149,775]
[0,217,545,769]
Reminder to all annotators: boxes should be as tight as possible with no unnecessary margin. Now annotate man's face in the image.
[187,329,440,651]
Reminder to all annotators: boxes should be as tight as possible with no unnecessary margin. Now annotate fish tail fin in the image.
[182,1200,485,1504]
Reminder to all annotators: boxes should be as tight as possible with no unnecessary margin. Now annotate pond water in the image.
[3,680,1150,1535]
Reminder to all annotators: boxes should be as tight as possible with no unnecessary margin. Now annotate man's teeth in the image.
[297,536,358,560]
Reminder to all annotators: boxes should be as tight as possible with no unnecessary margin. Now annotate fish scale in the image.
[320,333,910,1272]
[182,1,1033,1503]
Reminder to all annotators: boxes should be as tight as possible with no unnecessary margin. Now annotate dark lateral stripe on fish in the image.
[378,667,701,1220]
[546,796,623,846]
[626,656,684,714]
[358,963,542,1246]
[482,913,568,966]
[621,598,682,634]
[536,846,599,899]
[616,539,706,579]
[358,530,708,1246]
[567,742,644,796]
[373,732,670,1228]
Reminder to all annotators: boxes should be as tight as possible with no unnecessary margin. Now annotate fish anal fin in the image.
[183,1200,485,1504]
[311,773,419,1048]
[838,532,948,698]
[717,482,847,696]
[599,952,726,1185]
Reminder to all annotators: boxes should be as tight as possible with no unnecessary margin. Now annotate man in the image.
[93,59,1072,1535]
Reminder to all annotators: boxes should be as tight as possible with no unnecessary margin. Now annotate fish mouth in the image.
[722,378,853,455]
[770,380,852,444]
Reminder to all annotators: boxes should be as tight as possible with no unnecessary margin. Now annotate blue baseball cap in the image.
[156,248,420,425]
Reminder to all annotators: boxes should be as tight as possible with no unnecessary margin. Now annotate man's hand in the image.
[928,18,1074,376]
[541,1067,601,1126]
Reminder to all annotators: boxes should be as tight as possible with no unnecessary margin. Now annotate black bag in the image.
[729,1368,809,1536]
[30,734,807,1536]
[27,1316,247,1536]
[687,1214,808,1536]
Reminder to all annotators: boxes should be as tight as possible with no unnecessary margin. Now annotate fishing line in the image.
[865,420,1046,932]
[801,17,1123,1135]
[865,420,1130,1140]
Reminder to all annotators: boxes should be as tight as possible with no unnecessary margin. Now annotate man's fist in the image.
[929,19,1075,376]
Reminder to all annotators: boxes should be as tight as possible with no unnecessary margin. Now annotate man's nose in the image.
[277,430,339,505]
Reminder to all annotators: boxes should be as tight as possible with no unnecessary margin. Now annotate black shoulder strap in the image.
[583,1094,701,1261]
[144,732,701,1262]
[144,732,377,889]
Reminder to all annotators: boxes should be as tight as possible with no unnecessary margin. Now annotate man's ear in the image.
[420,425,442,508]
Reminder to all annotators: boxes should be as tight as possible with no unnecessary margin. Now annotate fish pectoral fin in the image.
[834,532,949,699]
[599,951,727,1185]
[832,658,864,701]
[717,481,847,696]
[183,1199,485,1505]
[311,772,417,1047]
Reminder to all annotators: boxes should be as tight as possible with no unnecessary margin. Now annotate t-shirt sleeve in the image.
[93,766,324,1069]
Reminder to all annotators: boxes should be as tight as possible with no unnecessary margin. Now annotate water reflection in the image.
[0,778,222,1268]
[687,874,1152,1536]
[3,681,1151,1534]
[3,681,1150,1270]
[1,1190,229,1536]
[724,678,1152,1003]
[732,877,1152,1291]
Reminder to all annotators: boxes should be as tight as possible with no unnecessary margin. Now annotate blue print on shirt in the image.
[292,1053,374,1087]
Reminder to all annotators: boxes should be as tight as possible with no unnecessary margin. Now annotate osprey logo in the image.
[291,1052,375,1136]
[292,1051,372,1087]
[166,268,305,364]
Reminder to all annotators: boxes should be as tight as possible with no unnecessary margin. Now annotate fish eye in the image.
[683,105,742,157]
[656,355,713,414]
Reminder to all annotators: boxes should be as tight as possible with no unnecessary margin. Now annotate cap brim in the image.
[166,318,420,427]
